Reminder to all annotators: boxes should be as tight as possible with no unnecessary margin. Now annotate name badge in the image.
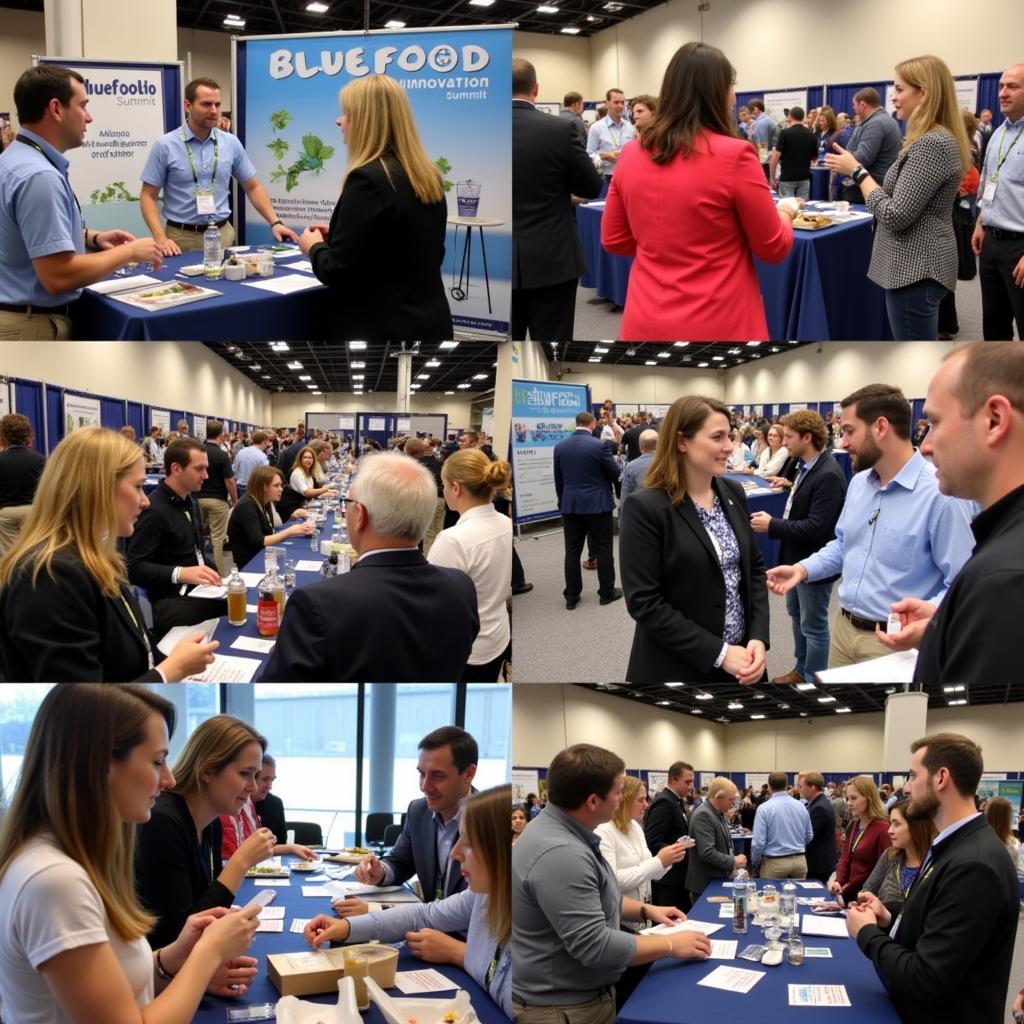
[195,189,216,216]
[983,180,997,204]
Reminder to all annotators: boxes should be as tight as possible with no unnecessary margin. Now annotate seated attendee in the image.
[686,777,747,901]
[753,424,790,477]
[127,438,228,636]
[829,776,892,903]
[227,465,314,571]
[0,413,46,555]
[259,453,479,682]
[253,752,287,845]
[136,714,278,949]
[859,798,936,919]
[0,428,218,682]
[427,449,512,683]
[985,796,1022,872]
[304,785,513,1019]
[288,445,335,502]
[726,427,753,472]
[512,805,528,844]
[0,685,261,1022]
[219,793,317,861]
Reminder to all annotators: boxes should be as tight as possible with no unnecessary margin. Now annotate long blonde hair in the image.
[0,426,141,598]
[170,715,266,804]
[611,775,646,835]
[845,775,889,824]
[895,55,973,173]
[462,785,511,946]
[340,75,444,204]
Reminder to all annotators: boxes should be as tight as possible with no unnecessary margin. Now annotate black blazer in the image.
[804,792,837,880]
[620,477,770,683]
[766,451,847,574]
[644,788,690,889]
[856,814,1019,1024]
[310,155,452,340]
[512,100,602,289]
[383,796,468,902]
[0,444,46,507]
[227,494,273,571]
[0,547,161,682]
[254,792,287,846]
[258,549,479,681]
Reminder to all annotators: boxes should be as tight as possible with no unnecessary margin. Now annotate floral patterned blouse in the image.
[693,494,746,643]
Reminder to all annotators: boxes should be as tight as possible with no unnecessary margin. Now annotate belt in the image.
[841,607,885,632]
[0,301,71,316]
[165,218,229,232]
[763,852,804,859]
[987,226,1024,241]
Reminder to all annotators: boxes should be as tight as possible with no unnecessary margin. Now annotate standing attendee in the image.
[231,430,272,496]
[630,95,657,131]
[405,436,445,554]
[140,77,297,254]
[620,428,658,500]
[511,58,602,340]
[197,420,237,575]
[767,384,974,669]
[0,413,45,555]
[587,87,636,196]
[746,98,779,153]
[798,771,838,884]
[972,64,1024,340]
[553,411,622,609]
[848,734,1018,1024]
[829,776,891,903]
[985,796,1022,872]
[644,761,695,913]
[770,105,818,199]
[750,411,846,684]
[620,410,650,463]
[859,798,936,919]
[0,66,161,339]
[839,88,904,201]
[736,105,753,140]
[620,396,769,684]
[826,56,973,339]
[814,106,841,165]
[751,771,813,879]
[685,777,747,899]
[143,425,164,468]
[559,91,588,147]
[296,74,451,341]
[602,44,796,341]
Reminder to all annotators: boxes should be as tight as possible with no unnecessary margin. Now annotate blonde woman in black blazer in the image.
[620,396,770,683]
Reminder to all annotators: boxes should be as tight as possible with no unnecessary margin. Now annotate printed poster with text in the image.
[240,28,512,334]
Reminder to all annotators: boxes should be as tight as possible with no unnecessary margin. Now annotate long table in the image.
[194,855,505,1024]
[576,203,892,341]
[71,249,334,340]
[619,879,901,1024]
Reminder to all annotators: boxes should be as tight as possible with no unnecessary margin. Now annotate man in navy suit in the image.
[258,453,479,681]
[553,411,622,609]
[750,410,846,684]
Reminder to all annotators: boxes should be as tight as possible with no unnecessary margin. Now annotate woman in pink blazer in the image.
[602,42,798,341]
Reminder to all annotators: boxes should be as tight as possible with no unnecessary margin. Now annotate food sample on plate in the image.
[792,213,833,230]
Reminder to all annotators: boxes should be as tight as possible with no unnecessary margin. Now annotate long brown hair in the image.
[643,395,733,506]
[0,685,175,942]
[170,715,266,804]
[462,785,511,946]
[887,798,936,864]
[641,42,736,164]
[985,796,1014,844]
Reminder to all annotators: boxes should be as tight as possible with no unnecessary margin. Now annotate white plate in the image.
[226,245,250,252]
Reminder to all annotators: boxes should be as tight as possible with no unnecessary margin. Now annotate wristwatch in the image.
[851,164,869,185]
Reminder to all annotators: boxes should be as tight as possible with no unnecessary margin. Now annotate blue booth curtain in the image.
[976,72,1003,127]
[13,379,46,453]
[824,81,888,117]
[100,397,126,431]
[126,401,145,438]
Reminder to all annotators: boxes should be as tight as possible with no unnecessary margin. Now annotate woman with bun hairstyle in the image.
[427,448,513,682]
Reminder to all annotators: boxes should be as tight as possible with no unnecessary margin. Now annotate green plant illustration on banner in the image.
[435,157,454,192]
[89,181,139,203]
[268,109,335,192]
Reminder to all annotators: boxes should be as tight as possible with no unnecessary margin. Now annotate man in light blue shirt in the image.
[751,772,813,878]
[767,384,975,670]
[619,429,657,500]
[747,99,779,151]
[0,65,162,339]
[140,77,298,255]
[231,430,272,493]
[586,88,635,197]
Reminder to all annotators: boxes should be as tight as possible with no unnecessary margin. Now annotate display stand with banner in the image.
[233,26,512,335]
[35,57,183,239]
[510,379,590,526]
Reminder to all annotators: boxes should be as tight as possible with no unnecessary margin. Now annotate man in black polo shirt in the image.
[127,438,227,636]
[0,413,46,555]
[197,420,237,575]
[769,106,818,200]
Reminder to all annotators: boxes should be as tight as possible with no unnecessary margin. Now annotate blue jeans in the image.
[884,278,949,340]
[778,179,811,200]
[786,579,834,681]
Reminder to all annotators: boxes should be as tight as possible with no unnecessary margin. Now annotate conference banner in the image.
[237,26,513,335]
[63,393,101,435]
[37,58,181,238]
[510,378,589,525]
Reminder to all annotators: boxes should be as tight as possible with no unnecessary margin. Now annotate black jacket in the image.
[0,444,46,508]
[914,482,1024,683]
[855,814,1018,1024]
[227,494,274,572]
[766,451,847,577]
[0,546,160,682]
[255,792,287,846]
[136,791,234,949]
[309,156,452,341]
[804,792,837,880]
[512,100,602,289]
[644,787,690,889]
[258,549,479,681]
[620,477,770,683]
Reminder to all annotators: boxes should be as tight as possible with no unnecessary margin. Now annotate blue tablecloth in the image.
[71,250,334,340]
[809,166,830,202]
[576,204,891,341]
[724,472,786,569]
[619,879,900,1024]
[193,856,505,1024]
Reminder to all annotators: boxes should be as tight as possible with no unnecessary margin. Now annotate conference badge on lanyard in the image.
[195,188,217,216]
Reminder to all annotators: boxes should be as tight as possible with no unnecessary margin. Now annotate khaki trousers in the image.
[513,990,614,1024]
[198,497,231,575]
[828,609,891,668]
[0,307,72,340]
[165,220,235,253]
[0,505,32,555]
[759,853,808,879]
[422,497,446,556]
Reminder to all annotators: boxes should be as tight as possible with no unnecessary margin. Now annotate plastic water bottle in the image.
[733,870,748,934]
[203,222,222,277]
[781,882,797,920]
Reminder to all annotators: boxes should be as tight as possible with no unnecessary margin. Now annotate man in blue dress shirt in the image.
[766,384,975,670]
[751,771,813,879]
[0,66,163,339]
[140,77,298,255]
[586,88,635,197]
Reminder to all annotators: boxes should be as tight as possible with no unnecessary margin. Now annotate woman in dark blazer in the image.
[0,427,217,682]
[227,465,314,572]
[619,396,770,683]
[297,74,452,341]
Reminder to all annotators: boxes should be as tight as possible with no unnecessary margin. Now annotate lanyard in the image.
[182,505,205,565]
[608,121,622,148]
[181,125,219,187]
[893,861,920,899]
[15,133,84,223]
[992,122,1024,181]
[250,494,273,531]
[120,591,155,670]
[485,943,502,990]
[849,821,866,855]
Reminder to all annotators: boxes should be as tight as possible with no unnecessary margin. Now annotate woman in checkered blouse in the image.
[825,55,974,339]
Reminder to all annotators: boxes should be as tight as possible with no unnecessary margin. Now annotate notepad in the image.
[801,913,848,937]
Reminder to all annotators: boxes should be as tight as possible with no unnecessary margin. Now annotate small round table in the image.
[446,215,505,313]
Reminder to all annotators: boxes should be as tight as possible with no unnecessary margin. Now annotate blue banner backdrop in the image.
[235,26,512,335]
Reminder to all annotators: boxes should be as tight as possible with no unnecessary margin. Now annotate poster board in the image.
[512,769,540,803]
[763,89,808,122]
[193,414,207,439]
[150,408,171,433]
[646,771,669,796]
[63,393,101,434]
[0,380,10,417]
[745,772,769,792]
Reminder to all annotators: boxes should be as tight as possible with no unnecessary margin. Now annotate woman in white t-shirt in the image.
[753,424,789,477]
[427,449,513,682]
[0,684,261,1023]
[288,446,336,502]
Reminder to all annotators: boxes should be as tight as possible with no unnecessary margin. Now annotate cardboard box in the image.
[267,948,348,997]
